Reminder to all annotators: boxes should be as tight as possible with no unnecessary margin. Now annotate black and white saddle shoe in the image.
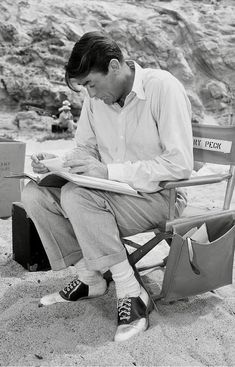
[39,277,107,306]
[114,286,154,342]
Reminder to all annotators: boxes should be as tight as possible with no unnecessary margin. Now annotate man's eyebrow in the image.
[82,80,90,87]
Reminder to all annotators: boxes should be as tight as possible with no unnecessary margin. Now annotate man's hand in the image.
[31,152,57,174]
[64,156,108,179]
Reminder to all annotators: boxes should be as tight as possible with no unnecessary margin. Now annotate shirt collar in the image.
[126,60,146,100]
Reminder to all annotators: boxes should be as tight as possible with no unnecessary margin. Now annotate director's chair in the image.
[121,123,235,299]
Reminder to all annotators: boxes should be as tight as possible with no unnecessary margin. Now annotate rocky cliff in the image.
[0,0,234,124]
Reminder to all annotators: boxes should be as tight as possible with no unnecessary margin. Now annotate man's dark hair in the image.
[65,31,124,90]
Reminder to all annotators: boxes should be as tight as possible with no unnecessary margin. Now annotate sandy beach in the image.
[0,0,234,362]
[0,128,235,366]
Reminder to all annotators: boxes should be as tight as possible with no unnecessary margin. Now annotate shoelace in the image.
[117,297,132,321]
[63,278,81,295]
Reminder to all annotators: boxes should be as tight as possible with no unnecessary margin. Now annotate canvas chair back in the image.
[193,123,235,165]
[192,123,235,211]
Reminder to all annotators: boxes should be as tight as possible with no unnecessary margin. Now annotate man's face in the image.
[70,62,123,105]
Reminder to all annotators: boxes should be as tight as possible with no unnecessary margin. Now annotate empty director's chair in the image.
[122,123,235,296]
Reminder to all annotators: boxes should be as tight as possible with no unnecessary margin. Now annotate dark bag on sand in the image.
[12,202,51,271]
[155,214,235,302]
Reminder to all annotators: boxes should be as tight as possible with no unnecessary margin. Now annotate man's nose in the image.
[86,86,96,98]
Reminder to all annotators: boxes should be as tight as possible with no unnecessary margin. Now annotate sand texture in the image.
[0,136,235,366]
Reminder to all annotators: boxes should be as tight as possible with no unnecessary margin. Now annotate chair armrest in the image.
[160,173,231,189]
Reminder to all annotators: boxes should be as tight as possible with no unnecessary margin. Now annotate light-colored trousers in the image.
[21,181,186,272]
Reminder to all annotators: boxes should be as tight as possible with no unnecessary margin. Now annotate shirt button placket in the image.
[116,111,126,162]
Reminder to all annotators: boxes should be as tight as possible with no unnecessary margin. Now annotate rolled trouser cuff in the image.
[84,248,127,272]
[49,250,82,271]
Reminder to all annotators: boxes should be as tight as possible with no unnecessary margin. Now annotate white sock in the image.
[110,259,141,299]
[75,258,105,287]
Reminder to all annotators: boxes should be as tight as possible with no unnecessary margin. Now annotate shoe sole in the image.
[114,300,152,342]
[38,288,109,307]
[114,318,149,342]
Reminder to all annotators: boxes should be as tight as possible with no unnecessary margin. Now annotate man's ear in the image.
[108,59,121,74]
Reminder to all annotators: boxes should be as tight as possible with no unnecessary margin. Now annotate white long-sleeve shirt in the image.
[75,61,193,193]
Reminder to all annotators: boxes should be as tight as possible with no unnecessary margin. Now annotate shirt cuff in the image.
[107,163,126,182]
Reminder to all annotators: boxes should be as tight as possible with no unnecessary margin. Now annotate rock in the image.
[207,81,228,99]
[12,110,53,131]
[186,90,204,122]
[0,0,234,126]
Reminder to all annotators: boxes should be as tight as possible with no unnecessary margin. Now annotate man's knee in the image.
[61,183,85,209]
[21,181,43,208]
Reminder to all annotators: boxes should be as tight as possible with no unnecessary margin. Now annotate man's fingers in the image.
[64,158,88,168]
[31,159,49,174]
[65,159,90,174]
[31,152,57,162]
[69,165,88,174]
[32,162,45,170]
[63,157,103,176]
[31,154,40,163]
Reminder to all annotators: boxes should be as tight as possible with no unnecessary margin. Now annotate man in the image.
[22,31,193,342]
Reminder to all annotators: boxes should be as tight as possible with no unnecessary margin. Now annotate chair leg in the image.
[224,166,235,210]
[169,189,176,221]
[131,262,159,311]
[127,232,172,266]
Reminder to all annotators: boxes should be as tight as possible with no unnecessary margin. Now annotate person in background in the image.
[22,31,193,342]
[56,100,75,132]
